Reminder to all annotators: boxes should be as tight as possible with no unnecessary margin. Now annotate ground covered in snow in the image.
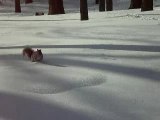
[0,1,160,120]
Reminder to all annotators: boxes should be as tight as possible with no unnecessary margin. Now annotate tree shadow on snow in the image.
[71,88,151,120]
[0,54,106,94]
[1,43,160,95]
[0,53,67,68]
[45,56,160,81]
[0,92,93,120]
[1,51,160,83]
[1,44,160,52]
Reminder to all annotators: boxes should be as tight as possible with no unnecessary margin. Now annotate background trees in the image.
[13,0,155,18]
[15,0,21,13]
[99,0,105,11]
[96,0,99,4]
[106,0,113,11]
[99,0,113,11]
[80,0,89,20]
[48,0,65,15]
[129,0,153,11]
[25,0,33,4]
[129,0,142,9]
[141,0,153,11]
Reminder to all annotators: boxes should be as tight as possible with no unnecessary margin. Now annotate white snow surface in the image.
[0,1,160,120]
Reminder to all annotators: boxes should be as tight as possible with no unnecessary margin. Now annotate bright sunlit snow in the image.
[0,0,160,120]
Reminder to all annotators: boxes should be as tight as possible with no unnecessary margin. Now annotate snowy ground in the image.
[0,1,160,120]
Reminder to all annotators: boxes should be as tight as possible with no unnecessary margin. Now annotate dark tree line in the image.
[15,0,33,13]
[25,0,33,4]
[141,0,153,11]
[129,0,153,11]
[15,0,21,13]
[99,0,105,11]
[97,0,153,12]
[14,0,154,21]
[106,0,113,11]
[99,0,113,11]
[96,0,99,4]
[48,0,65,15]
[129,0,142,9]
[80,0,89,20]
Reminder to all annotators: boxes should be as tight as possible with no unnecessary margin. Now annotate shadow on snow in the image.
[1,44,160,52]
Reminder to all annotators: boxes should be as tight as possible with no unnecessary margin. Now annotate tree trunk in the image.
[106,0,112,11]
[25,0,33,4]
[80,0,89,20]
[48,0,54,15]
[48,0,65,15]
[141,0,153,11]
[129,0,142,9]
[99,0,105,11]
[15,0,21,13]
[96,0,99,4]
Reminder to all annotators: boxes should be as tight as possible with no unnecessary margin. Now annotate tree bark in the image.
[106,0,113,11]
[99,0,105,11]
[48,0,65,15]
[25,0,33,4]
[80,0,89,20]
[96,0,99,4]
[141,0,153,11]
[15,0,21,13]
[129,0,142,9]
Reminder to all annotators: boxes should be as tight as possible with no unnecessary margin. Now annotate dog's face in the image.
[37,49,42,54]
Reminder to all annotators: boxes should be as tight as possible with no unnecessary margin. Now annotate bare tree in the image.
[106,0,112,11]
[25,0,33,4]
[96,0,99,4]
[129,0,142,9]
[48,0,65,15]
[80,0,89,20]
[99,0,105,11]
[141,0,153,11]
[15,0,21,13]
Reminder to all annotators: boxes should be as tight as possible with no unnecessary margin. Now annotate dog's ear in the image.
[37,49,41,52]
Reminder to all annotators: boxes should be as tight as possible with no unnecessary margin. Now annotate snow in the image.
[0,0,160,120]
